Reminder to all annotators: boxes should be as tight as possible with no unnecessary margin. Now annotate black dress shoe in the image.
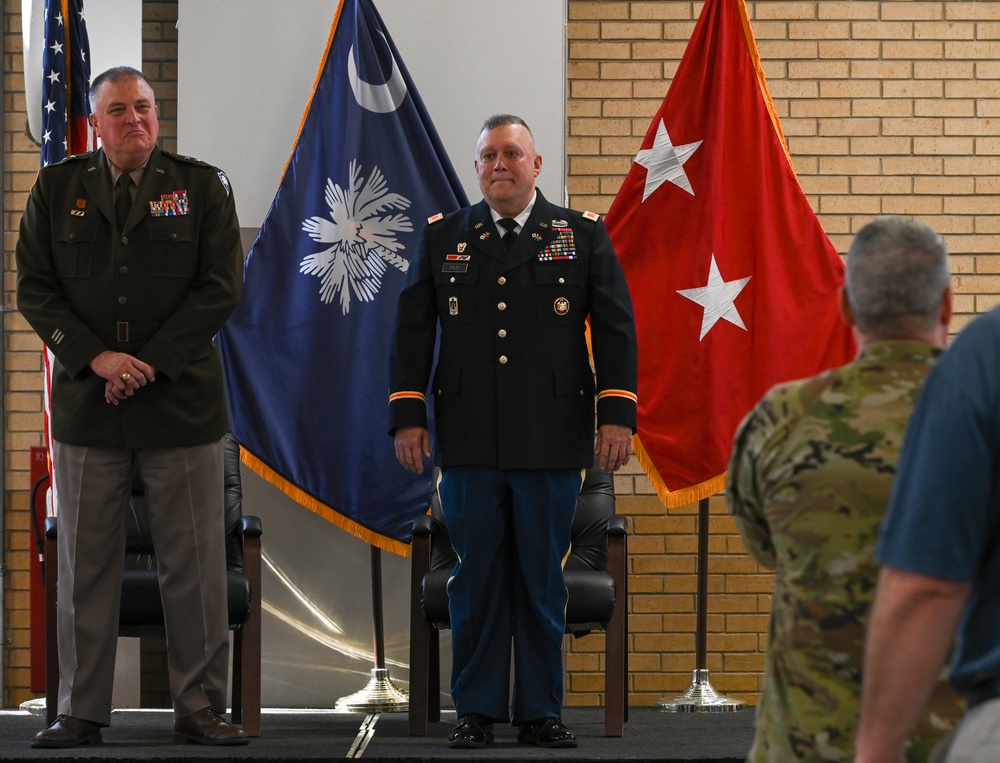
[447,714,494,749]
[174,707,249,746]
[31,714,103,748]
[517,717,578,748]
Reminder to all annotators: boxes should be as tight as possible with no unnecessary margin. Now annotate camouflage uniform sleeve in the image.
[726,392,788,569]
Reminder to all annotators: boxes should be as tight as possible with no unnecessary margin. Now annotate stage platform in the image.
[0,706,754,762]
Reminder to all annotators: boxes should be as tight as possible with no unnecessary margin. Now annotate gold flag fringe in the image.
[736,0,798,180]
[239,446,422,557]
[633,435,726,509]
[277,0,346,181]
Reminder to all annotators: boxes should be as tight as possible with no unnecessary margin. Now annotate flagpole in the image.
[657,497,744,713]
[334,547,408,713]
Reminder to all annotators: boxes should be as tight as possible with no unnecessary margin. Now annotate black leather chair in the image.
[44,433,262,736]
[408,466,628,736]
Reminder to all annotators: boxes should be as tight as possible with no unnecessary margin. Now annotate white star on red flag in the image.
[677,255,752,341]
[634,119,703,200]
[605,0,855,506]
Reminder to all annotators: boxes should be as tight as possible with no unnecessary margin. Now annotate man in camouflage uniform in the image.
[726,216,961,763]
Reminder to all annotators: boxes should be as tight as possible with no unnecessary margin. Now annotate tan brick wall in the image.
[4,0,40,708]
[4,0,999,711]
[563,0,1000,710]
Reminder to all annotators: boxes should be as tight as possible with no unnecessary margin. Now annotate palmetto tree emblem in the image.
[300,159,412,314]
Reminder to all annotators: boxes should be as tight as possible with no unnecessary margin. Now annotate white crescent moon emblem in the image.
[348,37,408,114]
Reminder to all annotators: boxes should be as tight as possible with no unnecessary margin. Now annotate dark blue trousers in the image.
[438,466,582,724]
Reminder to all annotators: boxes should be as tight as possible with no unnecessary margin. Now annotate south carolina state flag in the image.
[605,0,855,508]
[217,0,467,554]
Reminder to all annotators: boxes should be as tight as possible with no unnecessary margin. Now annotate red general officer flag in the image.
[605,0,856,508]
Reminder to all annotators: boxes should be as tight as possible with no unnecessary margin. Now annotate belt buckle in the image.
[117,321,130,343]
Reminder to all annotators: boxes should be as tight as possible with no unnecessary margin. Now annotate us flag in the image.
[38,0,96,517]
[40,0,95,167]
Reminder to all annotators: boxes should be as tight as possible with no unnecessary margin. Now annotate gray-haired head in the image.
[845,215,950,339]
[480,114,533,139]
[89,66,154,112]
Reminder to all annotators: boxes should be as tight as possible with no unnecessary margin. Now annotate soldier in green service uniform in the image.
[17,66,247,748]
[726,216,962,763]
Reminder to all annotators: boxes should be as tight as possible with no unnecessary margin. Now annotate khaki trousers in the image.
[940,697,1000,763]
[52,439,229,725]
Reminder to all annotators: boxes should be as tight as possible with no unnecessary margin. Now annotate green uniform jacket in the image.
[15,146,243,449]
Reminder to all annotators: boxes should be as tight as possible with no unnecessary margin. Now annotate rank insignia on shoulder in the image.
[428,213,444,224]
[217,171,231,196]
[583,210,600,221]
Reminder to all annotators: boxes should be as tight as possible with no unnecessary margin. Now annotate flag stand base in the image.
[334,667,408,713]
[656,669,746,713]
[19,698,46,716]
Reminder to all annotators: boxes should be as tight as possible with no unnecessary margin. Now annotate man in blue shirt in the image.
[855,306,1000,762]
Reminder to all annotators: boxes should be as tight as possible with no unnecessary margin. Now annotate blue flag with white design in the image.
[217,0,468,553]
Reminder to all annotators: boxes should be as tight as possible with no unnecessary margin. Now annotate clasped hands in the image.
[90,350,157,405]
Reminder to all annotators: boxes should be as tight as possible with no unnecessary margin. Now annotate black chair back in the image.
[419,466,618,634]
[118,433,252,635]
[407,462,628,737]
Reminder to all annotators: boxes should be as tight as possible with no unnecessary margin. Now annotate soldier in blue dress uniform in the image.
[389,114,638,749]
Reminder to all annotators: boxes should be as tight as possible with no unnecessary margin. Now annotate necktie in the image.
[116,174,134,231]
[498,217,519,250]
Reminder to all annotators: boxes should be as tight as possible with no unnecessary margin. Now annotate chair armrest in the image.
[607,515,626,537]
[412,513,434,538]
[45,516,58,539]
[240,516,263,538]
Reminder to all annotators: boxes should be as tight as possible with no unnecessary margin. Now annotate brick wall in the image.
[3,0,42,707]
[143,1,179,153]
[4,0,999,710]
[561,0,1000,709]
